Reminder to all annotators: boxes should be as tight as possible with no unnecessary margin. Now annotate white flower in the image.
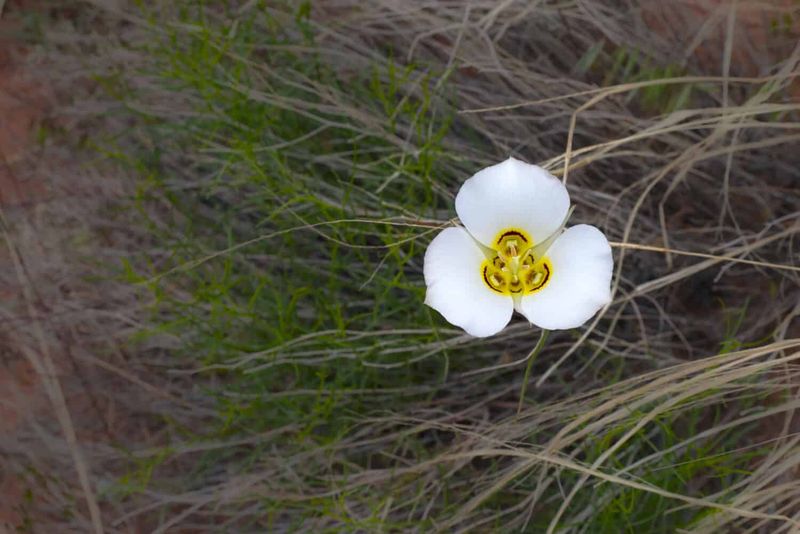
[424,157,613,337]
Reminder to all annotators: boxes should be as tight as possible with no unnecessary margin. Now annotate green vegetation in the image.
[103,2,800,531]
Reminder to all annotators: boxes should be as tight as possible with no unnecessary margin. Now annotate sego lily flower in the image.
[424,157,613,337]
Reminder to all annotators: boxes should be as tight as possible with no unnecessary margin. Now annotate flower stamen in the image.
[506,240,518,258]
[481,227,552,295]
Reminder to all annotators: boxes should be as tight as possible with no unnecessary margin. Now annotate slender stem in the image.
[517,329,550,414]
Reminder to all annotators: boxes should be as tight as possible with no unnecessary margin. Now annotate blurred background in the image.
[1,1,799,532]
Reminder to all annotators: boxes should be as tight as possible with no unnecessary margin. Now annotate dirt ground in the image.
[0,4,48,529]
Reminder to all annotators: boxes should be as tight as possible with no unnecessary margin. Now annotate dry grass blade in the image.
[0,210,104,534]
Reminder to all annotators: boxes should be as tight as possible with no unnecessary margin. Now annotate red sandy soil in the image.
[0,26,46,206]
[642,0,800,97]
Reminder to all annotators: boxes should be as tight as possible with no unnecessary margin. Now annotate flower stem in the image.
[517,329,550,414]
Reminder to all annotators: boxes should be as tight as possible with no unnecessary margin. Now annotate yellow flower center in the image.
[480,228,552,296]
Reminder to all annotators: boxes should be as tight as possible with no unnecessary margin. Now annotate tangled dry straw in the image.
[2,0,800,532]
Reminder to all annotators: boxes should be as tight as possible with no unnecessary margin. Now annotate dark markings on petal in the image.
[496,229,529,245]
[529,263,551,292]
[483,266,504,294]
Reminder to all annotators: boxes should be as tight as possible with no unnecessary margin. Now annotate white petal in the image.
[424,227,513,337]
[455,157,570,248]
[518,224,612,330]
